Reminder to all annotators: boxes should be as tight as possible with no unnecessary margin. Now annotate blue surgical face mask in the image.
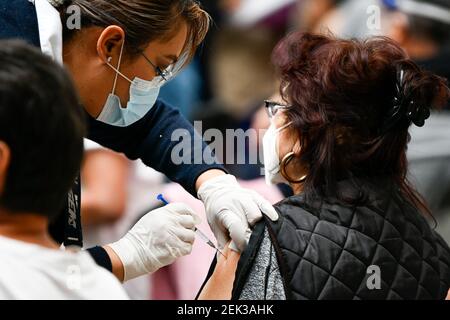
[97,40,165,127]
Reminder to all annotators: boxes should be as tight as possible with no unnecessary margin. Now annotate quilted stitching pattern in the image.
[268,180,450,300]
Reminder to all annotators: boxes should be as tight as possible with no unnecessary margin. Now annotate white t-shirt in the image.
[0,236,129,300]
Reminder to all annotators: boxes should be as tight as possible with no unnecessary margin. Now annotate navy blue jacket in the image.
[0,0,224,269]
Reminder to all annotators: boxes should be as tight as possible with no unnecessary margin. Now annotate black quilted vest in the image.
[234,178,450,300]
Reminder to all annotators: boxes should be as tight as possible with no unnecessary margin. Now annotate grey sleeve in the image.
[239,228,286,300]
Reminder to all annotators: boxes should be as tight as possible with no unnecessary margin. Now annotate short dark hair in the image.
[0,40,86,220]
[273,32,449,213]
[60,0,210,62]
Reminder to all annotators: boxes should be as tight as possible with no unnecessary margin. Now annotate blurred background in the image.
[81,0,450,300]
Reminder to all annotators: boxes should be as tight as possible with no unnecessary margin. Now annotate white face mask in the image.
[97,40,165,127]
[262,121,292,185]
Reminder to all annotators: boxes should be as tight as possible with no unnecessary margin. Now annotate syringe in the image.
[156,194,227,258]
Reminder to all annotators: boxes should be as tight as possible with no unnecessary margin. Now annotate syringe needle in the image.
[195,228,227,258]
[155,194,227,258]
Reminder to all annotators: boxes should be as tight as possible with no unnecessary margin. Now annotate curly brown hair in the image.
[273,32,450,213]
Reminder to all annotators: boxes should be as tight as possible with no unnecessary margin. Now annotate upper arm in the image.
[197,245,241,300]
[199,225,287,301]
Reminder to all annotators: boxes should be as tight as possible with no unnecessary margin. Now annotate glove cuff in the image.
[109,234,160,281]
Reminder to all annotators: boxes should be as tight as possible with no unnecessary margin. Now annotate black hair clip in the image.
[405,100,430,128]
[380,68,430,134]
[380,69,406,133]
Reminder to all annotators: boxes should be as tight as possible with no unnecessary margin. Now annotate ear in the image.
[0,141,11,195]
[96,25,126,64]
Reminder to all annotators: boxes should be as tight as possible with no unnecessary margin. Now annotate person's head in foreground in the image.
[0,40,127,300]
[199,32,450,300]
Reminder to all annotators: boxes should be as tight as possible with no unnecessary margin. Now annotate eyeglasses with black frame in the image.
[141,53,173,82]
[264,100,291,119]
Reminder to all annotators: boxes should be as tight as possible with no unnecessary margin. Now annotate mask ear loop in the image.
[111,41,123,94]
[275,121,293,133]
[105,39,133,93]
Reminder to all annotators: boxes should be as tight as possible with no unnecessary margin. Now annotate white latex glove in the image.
[108,203,200,281]
[197,174,278,252]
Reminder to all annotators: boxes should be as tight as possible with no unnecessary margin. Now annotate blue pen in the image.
[156,194,226,258]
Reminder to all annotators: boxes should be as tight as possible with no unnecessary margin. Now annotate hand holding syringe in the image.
[156,194,226,258]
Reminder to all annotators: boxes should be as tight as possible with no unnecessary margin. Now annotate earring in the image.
[280,151,307,183]
[107,57,112,63]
